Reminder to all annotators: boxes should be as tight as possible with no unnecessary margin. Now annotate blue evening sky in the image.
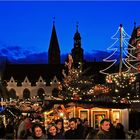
[0,1,139,63]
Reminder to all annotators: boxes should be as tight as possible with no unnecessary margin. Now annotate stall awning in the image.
[43,99,130,111]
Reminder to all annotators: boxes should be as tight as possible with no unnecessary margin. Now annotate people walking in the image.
[27,123,47,139]
[55,119,65,139]
[47,123,64,139]
[65,117,83,139]
[96,118,113,139]
[115,123,126,139]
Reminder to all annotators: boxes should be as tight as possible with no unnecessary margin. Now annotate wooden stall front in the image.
[43,102,129,131]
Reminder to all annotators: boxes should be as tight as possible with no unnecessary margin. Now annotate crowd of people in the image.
[0,115,140,139]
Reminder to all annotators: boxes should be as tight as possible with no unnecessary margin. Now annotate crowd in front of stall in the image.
[0,114,140,139]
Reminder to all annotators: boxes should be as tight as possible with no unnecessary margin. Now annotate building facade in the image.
[6,76,59,99]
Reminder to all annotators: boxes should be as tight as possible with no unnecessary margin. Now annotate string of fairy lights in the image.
[100,24,137,90]
[106,72,136,88]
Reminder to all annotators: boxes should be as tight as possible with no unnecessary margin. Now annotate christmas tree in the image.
[58,54,94,100]
[58,54,111,102]
[100,24,137,100]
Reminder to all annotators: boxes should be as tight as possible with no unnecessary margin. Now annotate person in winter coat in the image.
[27,123,47,139]
[47,123,65,139]
[55,119,65,138]
[96,118,113,139]
[65,117,83,139]
[115,123,126,139]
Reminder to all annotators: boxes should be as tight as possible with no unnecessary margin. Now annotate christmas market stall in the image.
[43,97,130,131]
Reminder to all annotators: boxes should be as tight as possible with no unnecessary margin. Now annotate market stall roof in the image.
[43,99,130,111]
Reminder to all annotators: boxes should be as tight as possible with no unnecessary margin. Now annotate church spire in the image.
[48,18,60,64]
[74,22,81,41]
[71,22,84,66]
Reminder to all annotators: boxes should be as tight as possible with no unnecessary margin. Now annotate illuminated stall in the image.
[43,100,129,131]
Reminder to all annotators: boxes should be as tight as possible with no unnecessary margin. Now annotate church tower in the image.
[48,20,60,64]
[71,23,84,66]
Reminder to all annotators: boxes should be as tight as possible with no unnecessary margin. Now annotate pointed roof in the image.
[48,20,60,53]
[74,22,81,40]
[130,21,140,40]
[129,21,137,40]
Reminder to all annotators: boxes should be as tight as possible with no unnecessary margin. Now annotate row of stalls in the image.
[43,100,130,131]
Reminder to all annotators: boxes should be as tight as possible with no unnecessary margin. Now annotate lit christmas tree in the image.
[58,54,94,100]
[100,24,137,100]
